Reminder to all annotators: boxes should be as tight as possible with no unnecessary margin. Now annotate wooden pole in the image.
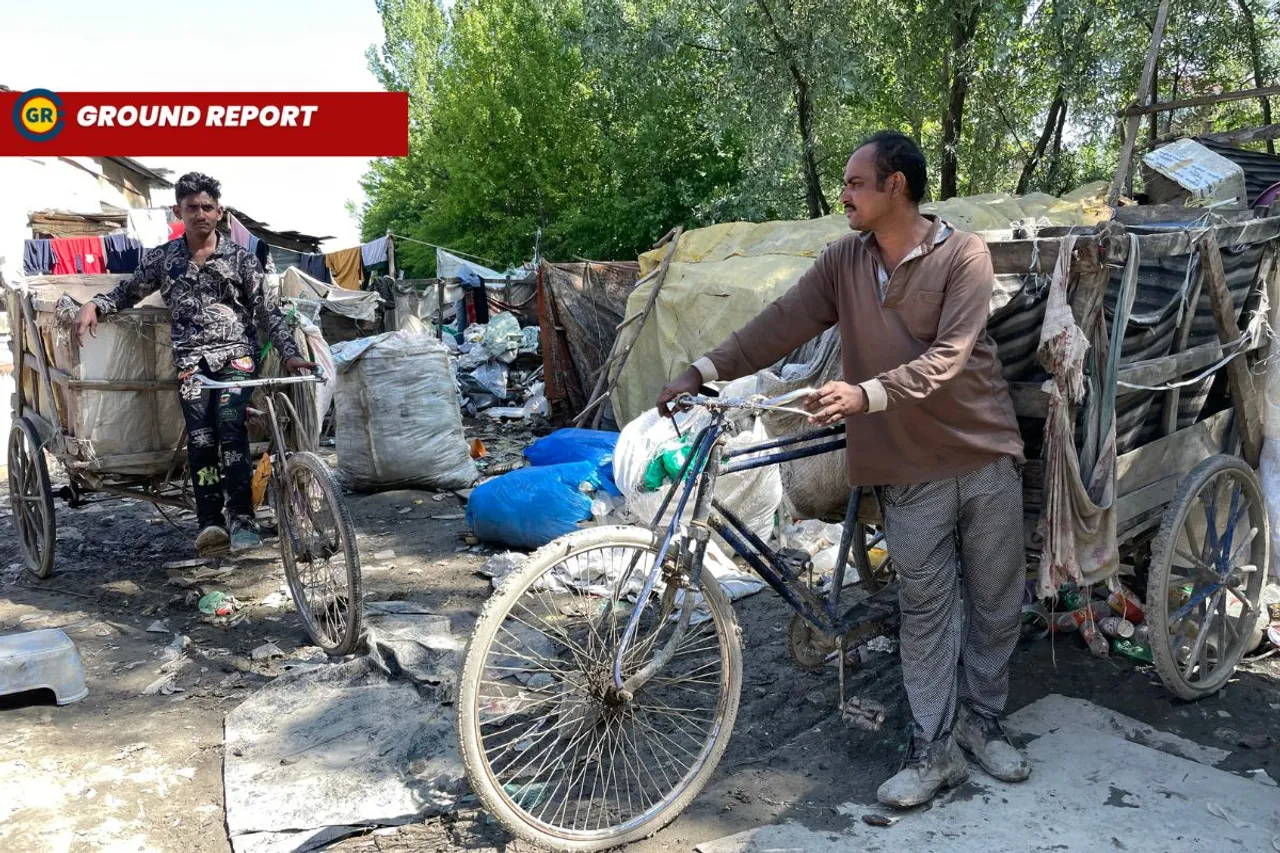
[1119,83,1280,118]
[1108,0,1173,206]
[386,229,396,279]
[1200,231,1263,467]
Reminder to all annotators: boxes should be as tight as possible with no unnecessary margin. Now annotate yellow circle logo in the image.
[13,90,65,142]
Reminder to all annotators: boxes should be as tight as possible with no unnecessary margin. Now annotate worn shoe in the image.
[195,525,229,556]
[229,518,263,554]
[954,704,1032,783]
[876,731,969,809]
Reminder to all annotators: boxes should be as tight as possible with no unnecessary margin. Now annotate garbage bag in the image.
[482,312,523,363]
[333,331,478,492]
[524,428,619,493]
[467,461,599,549]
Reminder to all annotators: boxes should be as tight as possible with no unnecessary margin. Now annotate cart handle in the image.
[191,372,324,390]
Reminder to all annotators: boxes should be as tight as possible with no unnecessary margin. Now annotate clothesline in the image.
[387,232,504,267]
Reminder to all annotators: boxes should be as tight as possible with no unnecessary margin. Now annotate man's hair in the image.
[858,131,927,203]
[174,171,221,203]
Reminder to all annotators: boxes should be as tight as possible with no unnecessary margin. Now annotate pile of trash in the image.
[448,311,547,419]
[1023,582,1154,661]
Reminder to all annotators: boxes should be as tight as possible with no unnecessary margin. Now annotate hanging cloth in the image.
[103,233,143,273]
[361,236,389,266]
[228,212,255,250]
[50,236,106,275]
[300,253,331,283]
[23,239,54,275]
[127,208,172,249]
[324,246,364,290]
[1036,233,1139,598]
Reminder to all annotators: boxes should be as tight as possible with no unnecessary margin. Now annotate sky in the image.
[0,0,387,251]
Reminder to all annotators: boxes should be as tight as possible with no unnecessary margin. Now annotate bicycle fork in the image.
[609,429,724,699]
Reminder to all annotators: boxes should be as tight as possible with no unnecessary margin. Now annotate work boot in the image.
[953,704,1032,783]
[876,731,969,809]
[229,517,263,554]
[195,525,229,556]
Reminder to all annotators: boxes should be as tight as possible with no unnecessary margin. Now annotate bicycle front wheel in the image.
[457,525,742,851]
[275,451,363,655]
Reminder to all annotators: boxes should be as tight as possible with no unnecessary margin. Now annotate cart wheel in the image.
[7,417,56,578]
[274,451,363,655]
[851,522,895,592]
[1148,455,1268,700]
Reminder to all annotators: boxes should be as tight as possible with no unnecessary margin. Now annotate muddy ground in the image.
[2,430,1279,853]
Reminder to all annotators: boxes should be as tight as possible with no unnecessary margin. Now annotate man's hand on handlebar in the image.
[283,356,319,376]
[656,366,703,418]
[804,381,867,426]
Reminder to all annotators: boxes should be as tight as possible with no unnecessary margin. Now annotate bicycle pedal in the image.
[775,548,812,578]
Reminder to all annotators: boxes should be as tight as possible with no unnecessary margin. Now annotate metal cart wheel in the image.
[7,417,57,578]
[1147,455,1269,700]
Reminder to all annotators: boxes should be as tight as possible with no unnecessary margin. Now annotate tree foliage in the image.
[361,0,1280,274]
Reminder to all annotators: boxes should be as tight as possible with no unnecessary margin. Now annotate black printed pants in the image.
[180,359,254,529]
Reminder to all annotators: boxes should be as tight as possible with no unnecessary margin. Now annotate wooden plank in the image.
[10,289,28,420]
[1118,216,1280,261]
[1116,408,1233,496]
[1120,83,1280,117]
[1201,231,1264,467]
[1111,204,1253,226]
[1109,0,1173,205]
[72,450,182,472]
[1116,473,1180,526]
[1198,122,1280,147]
[1008,381,1048,418]
[65,378,181,392]
[21,294,60,439]
[987,236,1100,276]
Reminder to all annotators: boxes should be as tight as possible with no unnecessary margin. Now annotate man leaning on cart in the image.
[658,131,1030,809]
[74,172,315,557]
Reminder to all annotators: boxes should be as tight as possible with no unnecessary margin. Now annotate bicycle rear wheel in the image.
[457,525,742,851]
[275,451,363,655]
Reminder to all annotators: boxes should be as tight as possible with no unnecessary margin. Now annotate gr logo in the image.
[13,89,64,142]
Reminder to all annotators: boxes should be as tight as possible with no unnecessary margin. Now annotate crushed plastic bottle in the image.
[197,591,240,617]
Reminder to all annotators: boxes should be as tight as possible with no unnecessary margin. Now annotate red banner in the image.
[0,91,408,156]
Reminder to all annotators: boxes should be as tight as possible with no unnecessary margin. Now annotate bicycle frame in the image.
[612,409,890,691]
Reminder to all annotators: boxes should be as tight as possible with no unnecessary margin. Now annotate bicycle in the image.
[194,372,363,656]
[456,388,896,850]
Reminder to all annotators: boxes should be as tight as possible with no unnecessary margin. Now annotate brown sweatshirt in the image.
[699,217,1024,487]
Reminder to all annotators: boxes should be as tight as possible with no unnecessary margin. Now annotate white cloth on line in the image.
[228,212,255,251]
[361,236,389,267]
[127,208,172,249]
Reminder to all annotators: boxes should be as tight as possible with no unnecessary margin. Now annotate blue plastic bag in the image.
[466,461,599,550]
[524,429,620,494]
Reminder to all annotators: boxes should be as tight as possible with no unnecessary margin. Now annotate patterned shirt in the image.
[92,233,303,372]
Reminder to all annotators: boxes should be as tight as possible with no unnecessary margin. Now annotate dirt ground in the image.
[2,431,1279,853]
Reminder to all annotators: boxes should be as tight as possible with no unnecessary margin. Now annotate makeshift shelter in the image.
[608,184,1114,426]
[537,260,640,422]
[280,266,383,345]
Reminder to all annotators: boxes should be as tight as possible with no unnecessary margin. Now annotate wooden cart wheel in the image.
[1148,455,1268,700]
[7,417,56,578]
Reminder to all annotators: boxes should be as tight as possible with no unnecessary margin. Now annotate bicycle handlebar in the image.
[192,372,324,390]
[675,386,818,417]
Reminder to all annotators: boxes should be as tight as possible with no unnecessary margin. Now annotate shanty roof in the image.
[224,206,332,253]
[106,157,173,188]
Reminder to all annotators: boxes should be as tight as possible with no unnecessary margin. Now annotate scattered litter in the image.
[841,696,888,731]
[142,674,182,696]
[397,508,412,515]
[484,407,527,420]
[1243,769,1277,787]
[198,591,241,617]
[252,643,286,662]
[1237,733,1274,750]
[431,513,465,521]
[160,633,190,663]
[163,558,213,571]
[115,743,150,760]
[1207,800,1253,829]
[167,565,234,588]
[470,438,487,459]
[862,814,898,828]
[372,550,397,561]
[260,591,290,609]
[865,635,897,654]
[146,620,170,634]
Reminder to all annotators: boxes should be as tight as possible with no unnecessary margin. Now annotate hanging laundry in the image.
[270,246,303,273]
[23,239,54,275]
[50,236,106,275]
[361,236,389,267]
[324,246,364,289]
[127,208,172,249]
[228,212,255,250]
[300,253,330,283]
[103,233,143,274]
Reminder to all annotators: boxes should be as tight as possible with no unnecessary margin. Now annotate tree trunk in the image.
[940,4,981,201]
[1148,61,1159,149]
[1236,0,1275,155]
[791,63,829,218]
[1017,85,1065,195]
[1047,99,1069,194]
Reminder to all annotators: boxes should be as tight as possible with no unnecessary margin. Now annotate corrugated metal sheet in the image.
[1195,137,1280,205]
